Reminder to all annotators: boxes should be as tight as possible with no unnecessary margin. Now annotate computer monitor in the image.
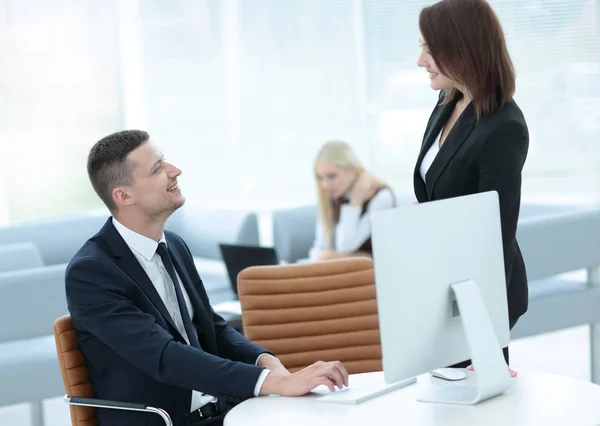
[219,244,280,296]
[370,190,512,404]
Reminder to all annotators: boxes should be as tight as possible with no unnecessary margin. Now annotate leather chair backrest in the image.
[238,258,382,374]
[53,314,98,426]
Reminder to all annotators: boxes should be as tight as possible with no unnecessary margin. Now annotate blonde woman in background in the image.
[309,141,395,261]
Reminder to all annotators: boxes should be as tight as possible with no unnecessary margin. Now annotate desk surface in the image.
[224,371,600,426]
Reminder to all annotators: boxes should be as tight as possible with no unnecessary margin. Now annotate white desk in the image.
[224,371,600,426]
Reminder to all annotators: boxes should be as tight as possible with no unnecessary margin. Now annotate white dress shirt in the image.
[112,219,270,412]
[308,188,395,260]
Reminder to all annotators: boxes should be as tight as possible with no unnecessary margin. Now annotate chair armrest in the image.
[64,395,173,426]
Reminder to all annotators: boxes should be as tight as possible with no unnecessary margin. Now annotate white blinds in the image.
[363,0,600,203]
[140,0,365,208]
[2,0,599,224]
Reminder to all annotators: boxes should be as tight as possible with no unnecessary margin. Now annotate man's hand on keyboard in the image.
[259,360,349,396]
[258,354,290,375]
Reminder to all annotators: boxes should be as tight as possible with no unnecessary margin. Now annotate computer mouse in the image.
[430,368,467,381]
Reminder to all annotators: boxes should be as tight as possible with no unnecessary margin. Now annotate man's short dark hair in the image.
[87,130,149,212]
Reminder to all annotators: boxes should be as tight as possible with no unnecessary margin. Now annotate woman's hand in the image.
[318,250,371,261]
[317,250,339,261]
[466,364,517,377]
[349,171,378,206]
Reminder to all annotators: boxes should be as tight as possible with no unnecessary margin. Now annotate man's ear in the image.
[112,186,134,208]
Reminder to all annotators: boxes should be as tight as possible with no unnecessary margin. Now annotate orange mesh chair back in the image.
[53,315,172,425]
[53,314,98,426]
[237,257,382,374]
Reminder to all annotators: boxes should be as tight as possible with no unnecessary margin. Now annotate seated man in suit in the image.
[66,130,348,426]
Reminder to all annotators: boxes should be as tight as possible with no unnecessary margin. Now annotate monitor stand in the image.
[417,279,512,405]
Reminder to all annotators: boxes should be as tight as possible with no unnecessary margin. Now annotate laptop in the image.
[218,243,280,297]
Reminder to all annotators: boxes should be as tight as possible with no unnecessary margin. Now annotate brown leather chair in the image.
[53,314,173,426]
[237,257,382,374]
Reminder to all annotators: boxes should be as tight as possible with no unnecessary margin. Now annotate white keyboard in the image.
[315,377,417,405]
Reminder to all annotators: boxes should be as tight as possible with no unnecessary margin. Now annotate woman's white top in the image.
[419,130,442,183]
[308,188,395,260]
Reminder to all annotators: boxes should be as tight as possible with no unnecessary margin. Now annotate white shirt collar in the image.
[112,218,166,261]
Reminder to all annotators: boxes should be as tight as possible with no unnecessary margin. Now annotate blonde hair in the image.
[314,140,388,249]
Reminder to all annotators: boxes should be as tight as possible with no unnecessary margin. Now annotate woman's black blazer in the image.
[413,92,529,328]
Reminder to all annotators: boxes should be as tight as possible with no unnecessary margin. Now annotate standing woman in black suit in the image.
[414,0,528,376]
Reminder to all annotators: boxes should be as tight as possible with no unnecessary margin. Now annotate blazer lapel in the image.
[424,101,476,199]
[414,96,455,201]
[419,100,454,162]
[101,219,182,337]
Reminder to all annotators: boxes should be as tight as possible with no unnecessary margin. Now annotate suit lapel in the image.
[101,219,181,337]
[418,100,454,162]
[414,96,455,201]
[424,100,476,199]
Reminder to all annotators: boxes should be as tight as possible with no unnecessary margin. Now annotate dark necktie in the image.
[156,242,201,349]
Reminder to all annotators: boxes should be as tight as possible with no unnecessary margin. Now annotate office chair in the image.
[53,314,173,426]
[237,257,382,374]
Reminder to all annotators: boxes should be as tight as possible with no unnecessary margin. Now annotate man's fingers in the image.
[330,361,349,387]
[324,362,348,388]
[314,377,335,393]
[301,360,349,389]
[335,361,349,387]
[315,361,348,389]
[324,368,344,389]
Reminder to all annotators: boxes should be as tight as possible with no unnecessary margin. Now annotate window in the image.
[0,0,121,223]
[3,0,599,225]
[137,0,368,210]
[363,0,600,204]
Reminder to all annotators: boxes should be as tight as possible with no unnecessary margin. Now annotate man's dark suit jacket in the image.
[65,218,269,426]
[413,91,529,328]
